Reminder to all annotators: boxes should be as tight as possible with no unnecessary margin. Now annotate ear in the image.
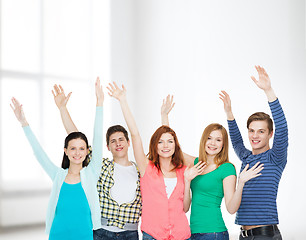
[64,148,68,155]
[127,140,131,147]
[269,130,274,139]
[107,144,110,151]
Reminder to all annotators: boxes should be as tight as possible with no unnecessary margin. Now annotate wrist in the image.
[21,121,29,127]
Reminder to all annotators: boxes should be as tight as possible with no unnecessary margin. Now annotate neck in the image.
[68,164,82,174]
[113,155,132,166]
[252,145,270,155]
[159,157,174,171]
[206,155,215,165]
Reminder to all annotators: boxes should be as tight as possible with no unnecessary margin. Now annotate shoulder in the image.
[218,162,236,174]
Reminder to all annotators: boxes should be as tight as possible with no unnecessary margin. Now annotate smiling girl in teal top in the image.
[11,78,104,240]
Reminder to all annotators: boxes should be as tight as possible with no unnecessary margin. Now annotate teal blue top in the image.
[49,182,93,240]
[23,107,103,235]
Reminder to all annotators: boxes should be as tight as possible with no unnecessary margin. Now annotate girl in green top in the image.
[161,96,264,240]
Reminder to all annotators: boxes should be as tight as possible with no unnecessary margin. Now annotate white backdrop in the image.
[108,0,306,239]
[0,0,305,239]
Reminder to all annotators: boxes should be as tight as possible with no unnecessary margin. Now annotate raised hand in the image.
[106,82,126,101]
[251,66,272,91]
[238,162,264,184]
[52,84,72,109]
[161,95,175,116]
[95,77,104,106]
[251,65,276,102]
[184,161,206,183]
[10,97,28,127]
[219,90,234,120]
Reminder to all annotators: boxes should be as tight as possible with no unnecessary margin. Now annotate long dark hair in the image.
[62,132,89,169]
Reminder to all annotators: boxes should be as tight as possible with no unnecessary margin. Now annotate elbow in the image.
[227,207,238,215]
[183,206,190,213]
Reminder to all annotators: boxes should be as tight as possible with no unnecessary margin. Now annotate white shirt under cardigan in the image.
[22,107,103,235]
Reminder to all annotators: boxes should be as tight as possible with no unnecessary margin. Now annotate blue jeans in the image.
[142,231,191,240]
[93,228,139,240]
[191,231,229,240]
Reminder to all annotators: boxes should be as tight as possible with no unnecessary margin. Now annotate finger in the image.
[66,92,72,102]
[106,86,113,93]
[54,84,60,94]
[122,84,126,91]
[242,164,249,172]
[108,83,115,91]
[52,90,55,97]
[10,103,15,111]
[250,162,261,170]
[251,76,257,84]
[59,85,65,94]
[113,82,120,89]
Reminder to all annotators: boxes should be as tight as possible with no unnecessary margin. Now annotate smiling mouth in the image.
[208,146,217,151]
[116,147,123,151]
[161,150,171,153]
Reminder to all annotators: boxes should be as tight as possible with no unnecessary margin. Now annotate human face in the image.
[205,130,223,157]
[64,138,88,166]
[157,133,175,159]
[107,132,130,159]
[248,120,273,155]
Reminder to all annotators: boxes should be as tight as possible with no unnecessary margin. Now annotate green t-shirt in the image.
[190,158,236,234]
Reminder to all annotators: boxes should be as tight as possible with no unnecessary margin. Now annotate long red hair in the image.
[147,125,184,171]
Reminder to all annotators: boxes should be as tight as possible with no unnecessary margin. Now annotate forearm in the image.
[183,180,192,212]
[226,181,244,214]
[161,113,169,126]
[119,98,140,137]
[59,106,78,134]
[91,107,103,174]
[264,88,277,102]
[225,110,234,121]
[23,126,57,179]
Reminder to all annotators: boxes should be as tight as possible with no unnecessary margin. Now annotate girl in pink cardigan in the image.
[107,83,205,240]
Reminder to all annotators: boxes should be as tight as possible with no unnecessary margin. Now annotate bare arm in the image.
[160,95,196,166]
[107,82,148,176]
[223,162,264,214]
[161,95,175,126]
[183,161,206,212]
[52,84,78,134]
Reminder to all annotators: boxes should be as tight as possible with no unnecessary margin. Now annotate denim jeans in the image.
[93,228,139,240]
[142,231,191,240]
[191,231,229,240]
[239,230,282,240]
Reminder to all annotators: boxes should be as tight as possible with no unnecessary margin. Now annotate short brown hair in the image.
[147,125,184,172]
[247,112,273,133]
[199,123,229,167]
[106,125,129,145]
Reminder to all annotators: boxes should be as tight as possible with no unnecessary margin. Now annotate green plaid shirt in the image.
[97,158,142,229]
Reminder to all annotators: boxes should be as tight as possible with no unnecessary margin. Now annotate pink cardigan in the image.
[140,162,191,240]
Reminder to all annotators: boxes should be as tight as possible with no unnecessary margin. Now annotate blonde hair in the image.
[198,123,229,167]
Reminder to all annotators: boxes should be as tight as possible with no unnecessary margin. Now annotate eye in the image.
[80,147,85,150]
[158,141,163,144]
[207,137,211,140]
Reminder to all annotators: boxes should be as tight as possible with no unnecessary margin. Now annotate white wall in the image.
[110,0,306,239]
